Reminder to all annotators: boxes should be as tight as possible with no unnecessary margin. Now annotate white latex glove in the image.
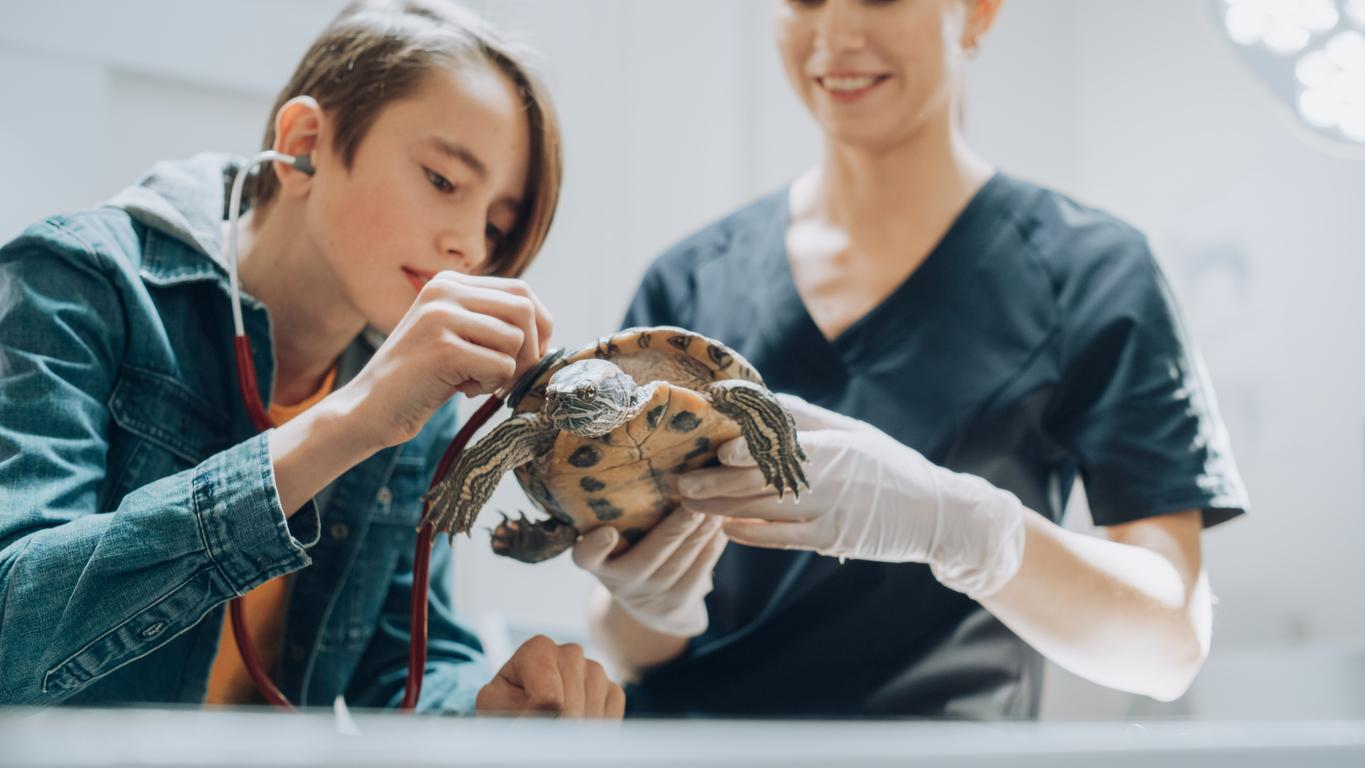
[678,394,1026,600]
[571,510,727,637]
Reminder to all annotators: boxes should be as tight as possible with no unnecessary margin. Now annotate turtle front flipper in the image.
[490,511,580,563]
[703,379,809,498]
[421,412,557,540]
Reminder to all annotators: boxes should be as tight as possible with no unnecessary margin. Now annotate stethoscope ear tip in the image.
[292,154,316,176]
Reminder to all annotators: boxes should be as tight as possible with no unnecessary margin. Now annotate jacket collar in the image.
[102,153,390,357]
[102,152,244,286]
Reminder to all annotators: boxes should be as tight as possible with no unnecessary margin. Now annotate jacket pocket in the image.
[106,363,228,497]
[42,566,220,692]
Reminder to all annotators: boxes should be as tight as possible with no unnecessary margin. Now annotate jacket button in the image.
[329,522,349,541]
[139,622,166,639]
[376,487,393,505]
[289,644,306,662]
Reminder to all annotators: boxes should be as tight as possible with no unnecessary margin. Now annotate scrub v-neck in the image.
[757,172,1007,374]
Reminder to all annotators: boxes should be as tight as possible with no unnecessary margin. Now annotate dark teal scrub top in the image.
[620,173,1248,719]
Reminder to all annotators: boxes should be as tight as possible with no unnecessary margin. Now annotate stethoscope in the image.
[226,150,563,711]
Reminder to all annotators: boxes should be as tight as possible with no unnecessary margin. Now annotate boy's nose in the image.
[438,236,488,274]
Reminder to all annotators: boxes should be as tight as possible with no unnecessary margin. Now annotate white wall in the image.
[2,0,1362,718]
[1037,0,1365,720]
[1072,0,1365,650]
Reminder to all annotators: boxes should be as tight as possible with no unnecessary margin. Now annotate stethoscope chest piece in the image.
[502,347,568,409]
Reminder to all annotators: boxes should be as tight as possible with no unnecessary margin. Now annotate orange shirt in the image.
[203,366,337,706]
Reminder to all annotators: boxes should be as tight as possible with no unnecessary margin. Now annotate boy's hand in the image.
[339,272,553,451]
[475,635,625,718]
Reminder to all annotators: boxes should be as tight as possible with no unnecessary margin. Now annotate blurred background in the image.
[1,0,1362,721]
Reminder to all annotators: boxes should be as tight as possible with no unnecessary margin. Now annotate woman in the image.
[0,0,622,717]
[572,0,1248,718]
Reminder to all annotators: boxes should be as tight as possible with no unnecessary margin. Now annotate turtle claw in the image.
[419,479,462,535]
[704,378,811,502]
[489,528,512,550]
[759,444,809,502]
[489,511,580,564]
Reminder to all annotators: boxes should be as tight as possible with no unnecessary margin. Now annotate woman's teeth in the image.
[821,75,880,92]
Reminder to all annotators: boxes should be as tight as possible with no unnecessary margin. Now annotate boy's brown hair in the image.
[254,0,561,277]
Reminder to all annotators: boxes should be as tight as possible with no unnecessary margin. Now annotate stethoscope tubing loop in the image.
[226,150,564,712]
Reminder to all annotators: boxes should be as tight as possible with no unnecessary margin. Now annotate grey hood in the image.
[102,152,247,271]
[100,152,389,358]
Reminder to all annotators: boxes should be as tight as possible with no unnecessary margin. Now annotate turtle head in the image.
[544,359,638,438]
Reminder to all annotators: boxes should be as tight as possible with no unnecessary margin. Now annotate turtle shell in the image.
[511,327,763,546]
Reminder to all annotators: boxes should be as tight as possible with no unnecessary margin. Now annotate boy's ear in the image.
[272,95,323,196]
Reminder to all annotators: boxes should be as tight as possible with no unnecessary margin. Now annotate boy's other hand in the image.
[474,635,624,719]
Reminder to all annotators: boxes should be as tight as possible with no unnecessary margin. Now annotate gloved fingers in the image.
[722,519,818,551]
[715,438,757,467]
[775,393,872,433]
[571,525,621,572]
[601,509,706,579]
[678,464,769,500]
[716,428,862,479]
[680,493,814,523]
[649,516,723,587]
[720,428,860,474]
[666,526,728,593]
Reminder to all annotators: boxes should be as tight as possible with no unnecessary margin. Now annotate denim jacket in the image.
[0,154,488,711]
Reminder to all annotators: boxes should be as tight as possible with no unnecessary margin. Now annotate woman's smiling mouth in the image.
[816,73,891,102]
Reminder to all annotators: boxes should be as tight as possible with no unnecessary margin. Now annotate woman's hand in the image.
[475,635,625,718]
[339,272,553,451]
[678,395,1027,599]
[571,511,727,638]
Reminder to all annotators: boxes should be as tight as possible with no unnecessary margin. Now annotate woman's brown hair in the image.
[254,0,562,277]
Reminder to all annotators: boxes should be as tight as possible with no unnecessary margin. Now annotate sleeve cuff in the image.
[1088,485,1249,530]
[414,663,488,715]
[193,432,320,594]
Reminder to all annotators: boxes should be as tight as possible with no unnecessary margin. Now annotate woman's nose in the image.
[815,0,868,52]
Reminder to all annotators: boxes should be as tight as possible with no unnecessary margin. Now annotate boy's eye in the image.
[424,167,455,194]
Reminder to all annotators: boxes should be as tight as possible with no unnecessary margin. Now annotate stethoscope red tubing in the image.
[232,335,513,711]
[225,151,558,711]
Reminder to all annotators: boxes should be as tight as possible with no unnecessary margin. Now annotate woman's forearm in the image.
[980,508,1210,701]
[586,584,689,681]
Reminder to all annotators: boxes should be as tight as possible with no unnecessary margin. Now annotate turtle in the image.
[420,326,809,563]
